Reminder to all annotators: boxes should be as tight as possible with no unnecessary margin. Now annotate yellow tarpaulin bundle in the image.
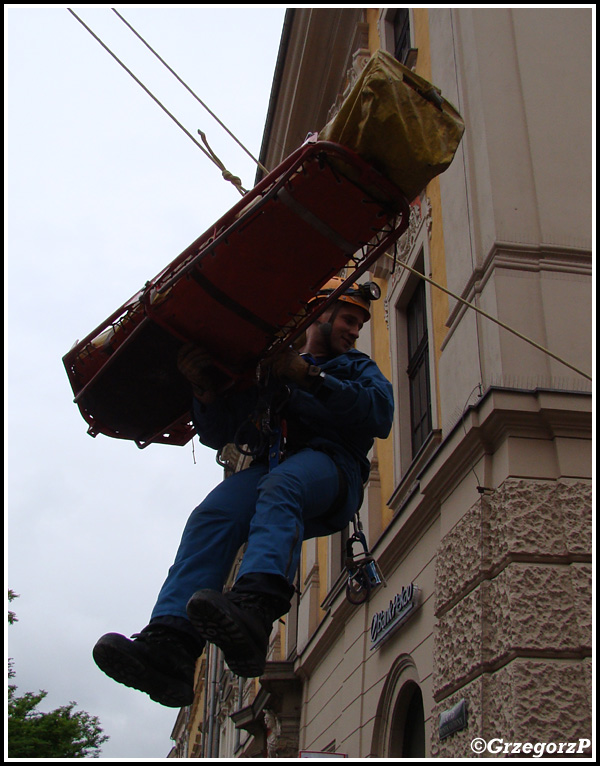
[319,50,465,201]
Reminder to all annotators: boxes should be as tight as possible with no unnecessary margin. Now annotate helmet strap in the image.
[317,301,341,355]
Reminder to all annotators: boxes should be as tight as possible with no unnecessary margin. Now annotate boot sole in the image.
[186,592,266,678]
[93,634,194,708]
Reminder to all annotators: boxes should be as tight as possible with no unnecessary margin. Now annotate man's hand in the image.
[267,348,324,392]
[177,343,219,401]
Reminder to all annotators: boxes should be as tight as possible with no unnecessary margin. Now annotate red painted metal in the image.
[63,141,410,448]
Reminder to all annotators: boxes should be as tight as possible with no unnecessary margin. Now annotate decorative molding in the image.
[381,197,432,328]
[325,17,370,125]
[264,709,281,758]
[443,241,592,338]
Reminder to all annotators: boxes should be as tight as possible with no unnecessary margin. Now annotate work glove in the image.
[267,347,324,392]
[177,343,220,399]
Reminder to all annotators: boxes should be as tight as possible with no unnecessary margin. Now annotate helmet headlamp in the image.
[355,282,381,302]
[310,277,382,322]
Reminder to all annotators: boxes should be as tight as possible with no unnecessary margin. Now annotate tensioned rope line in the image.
[66,8,591,383]
[384,251,592,382]
[67,8,247,195]
[111,6,270,178]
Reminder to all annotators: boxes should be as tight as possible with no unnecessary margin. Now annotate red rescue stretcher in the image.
[63,139,410,448]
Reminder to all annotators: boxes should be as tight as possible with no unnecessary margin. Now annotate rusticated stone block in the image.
[430,658,591,758]
[434,497,488,614]
[484,564,581,661]
[555,480,592,555]
[435,479,592,614]
[434,562,588,696]
[486,480,566,565]
[569,563,593,650]
[434,587,483,695]
[483,658,592,747]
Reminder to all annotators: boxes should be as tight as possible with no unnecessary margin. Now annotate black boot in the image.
[186,579,291,678]
[92,624,204,708]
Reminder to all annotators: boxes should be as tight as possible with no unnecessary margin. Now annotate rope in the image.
[67,8,246,195]
[384,252,592,382]
[111,7,270,178]
[198,131,247,195]
[66,9,591,384]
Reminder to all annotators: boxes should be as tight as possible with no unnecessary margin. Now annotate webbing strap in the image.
[190,269,276,335]
[276,188,356,254]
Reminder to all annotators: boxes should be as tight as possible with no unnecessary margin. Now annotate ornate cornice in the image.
[380,196,432,327]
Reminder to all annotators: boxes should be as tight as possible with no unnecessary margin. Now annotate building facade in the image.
[170,7,593,758]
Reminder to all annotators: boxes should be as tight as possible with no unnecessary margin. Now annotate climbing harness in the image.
[344,514,386,605]
[233,371,290,471]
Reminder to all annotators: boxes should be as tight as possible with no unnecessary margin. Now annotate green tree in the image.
[8,591,109,758]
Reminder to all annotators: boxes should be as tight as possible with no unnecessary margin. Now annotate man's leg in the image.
[93,464,268,704]
[187,449,344,677]
[150,463,268,620]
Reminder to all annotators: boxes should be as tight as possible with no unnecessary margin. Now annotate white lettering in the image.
[578,739,591,753]
[522,743,532,754]
[370,585,417,647]
[488,739,503,754]
[533,742,545,758]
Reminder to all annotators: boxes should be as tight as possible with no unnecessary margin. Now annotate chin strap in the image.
[316,301,342,355]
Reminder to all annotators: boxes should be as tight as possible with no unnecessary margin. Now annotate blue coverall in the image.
[150,349,394,621]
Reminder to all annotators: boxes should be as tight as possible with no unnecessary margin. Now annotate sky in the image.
[5,4,286,759]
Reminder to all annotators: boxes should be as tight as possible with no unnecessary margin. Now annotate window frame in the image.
[386,201,438,486]
[378,7,416,66]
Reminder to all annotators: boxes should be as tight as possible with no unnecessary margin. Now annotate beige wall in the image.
[295,7,592,759]
[188,8,592,759]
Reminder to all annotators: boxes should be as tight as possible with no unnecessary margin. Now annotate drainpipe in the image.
[205,644,220,758]
[201,650,211,758]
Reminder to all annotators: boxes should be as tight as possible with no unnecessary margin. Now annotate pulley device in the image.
[344,514,386,605]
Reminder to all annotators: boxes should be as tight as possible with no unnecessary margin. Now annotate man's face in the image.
[325,302,367,355]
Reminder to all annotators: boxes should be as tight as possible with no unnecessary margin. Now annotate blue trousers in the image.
[151,449,357,621]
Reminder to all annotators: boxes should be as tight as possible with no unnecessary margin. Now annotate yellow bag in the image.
[319,50,465,201]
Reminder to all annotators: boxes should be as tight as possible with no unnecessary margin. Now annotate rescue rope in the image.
[384,252,592,382]
[198,131,247,195]
[67,8,249,195]
[111,7,270,178]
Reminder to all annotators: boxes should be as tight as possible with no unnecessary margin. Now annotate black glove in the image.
[177,343,220,399]
[267,348,324,392]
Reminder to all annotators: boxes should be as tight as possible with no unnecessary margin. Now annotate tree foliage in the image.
[8,590,109,758]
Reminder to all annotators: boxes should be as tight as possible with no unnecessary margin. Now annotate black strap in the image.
[191,268,276,335]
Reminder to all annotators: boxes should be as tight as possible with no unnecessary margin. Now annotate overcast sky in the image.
[5,4,286,758]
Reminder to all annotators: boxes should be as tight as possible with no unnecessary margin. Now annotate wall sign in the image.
[370,584,420,650]
[439,698,468,739]
[299,752,348,758]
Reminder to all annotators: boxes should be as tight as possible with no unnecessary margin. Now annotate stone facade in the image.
[432,478,592,756]
[168,8,592,758]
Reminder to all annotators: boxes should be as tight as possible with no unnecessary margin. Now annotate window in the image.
[393,9,411,64]
[406,280,432,456]
[379,8,416,68]
[384,198,437,485]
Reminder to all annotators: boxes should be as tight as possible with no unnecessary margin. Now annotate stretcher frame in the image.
[63,140,410,448]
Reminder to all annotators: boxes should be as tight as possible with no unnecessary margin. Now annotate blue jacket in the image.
[192,349,394,498]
